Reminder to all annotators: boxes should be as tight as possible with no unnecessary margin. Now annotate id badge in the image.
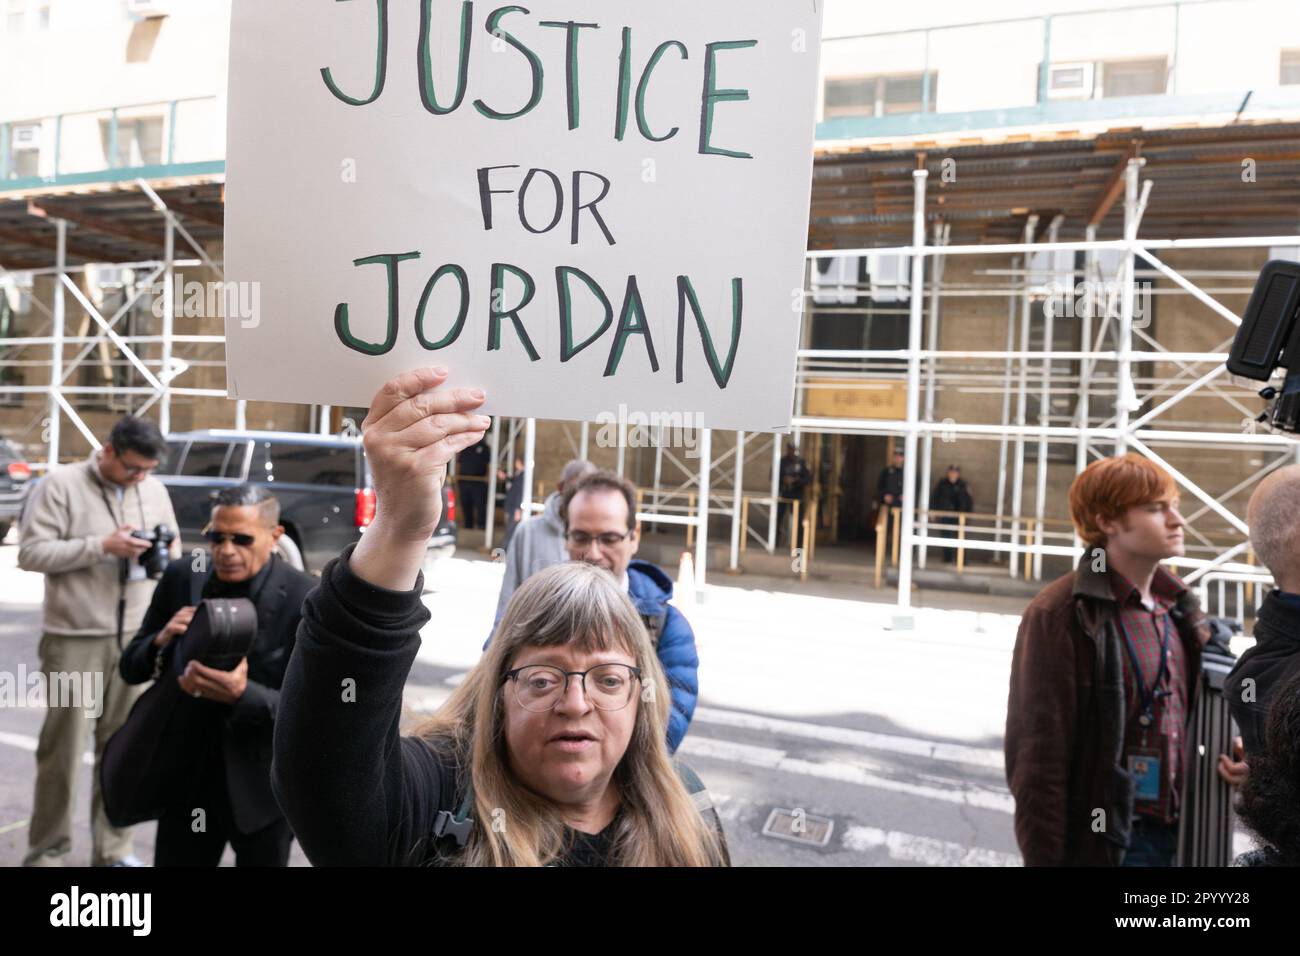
[1127,736,1169,815]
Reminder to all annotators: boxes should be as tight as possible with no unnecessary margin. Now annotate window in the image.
[824,72,938,119]
[97,115,165,168]
[1283,51,1300,86]
[180,441,244,478]
[1100,58,1167,98]
[8,124,41,178]
[0,276,29,402]
[5,0,24,33]
[249,442,358,487]
[153,440,188,475]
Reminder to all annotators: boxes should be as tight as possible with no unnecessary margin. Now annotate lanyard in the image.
[1116,607,1172,728]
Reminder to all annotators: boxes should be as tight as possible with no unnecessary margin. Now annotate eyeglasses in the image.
[503,663,642,713]
[565,530,633,549]
[202,529,256,547]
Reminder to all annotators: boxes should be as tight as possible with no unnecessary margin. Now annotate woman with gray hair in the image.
[272,368,727,866]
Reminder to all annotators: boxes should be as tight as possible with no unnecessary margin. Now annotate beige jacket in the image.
[18,456,180,637]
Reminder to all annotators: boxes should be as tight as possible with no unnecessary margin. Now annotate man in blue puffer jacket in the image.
[487,469,699,752]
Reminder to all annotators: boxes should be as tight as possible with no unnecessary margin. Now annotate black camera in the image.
[130,524,175,579]
[1228,259,1300,433]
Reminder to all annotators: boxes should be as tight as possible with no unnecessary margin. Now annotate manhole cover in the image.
[761,808,834,847]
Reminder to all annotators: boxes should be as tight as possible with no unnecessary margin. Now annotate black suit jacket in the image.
[120,555,317,833]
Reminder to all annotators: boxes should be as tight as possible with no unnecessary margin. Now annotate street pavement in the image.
[0,537,1260,866]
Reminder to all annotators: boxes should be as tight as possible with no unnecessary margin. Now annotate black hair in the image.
[108,416,168,461]
[211,484,281,526]
[1236,666,1300,865]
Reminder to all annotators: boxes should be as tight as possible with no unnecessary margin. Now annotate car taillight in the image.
[446,487,455,524]
[354,488,376,528]
[7,461,30,481]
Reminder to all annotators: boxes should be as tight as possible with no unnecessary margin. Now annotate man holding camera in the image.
[120,484,314,866]
[17,416,179,867]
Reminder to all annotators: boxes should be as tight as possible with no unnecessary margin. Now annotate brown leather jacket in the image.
[1004,558,1208,866]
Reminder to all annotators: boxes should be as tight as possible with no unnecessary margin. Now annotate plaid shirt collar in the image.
[1109,570,1178,612]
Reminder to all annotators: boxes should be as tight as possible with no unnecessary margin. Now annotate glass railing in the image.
[0,95,224,189]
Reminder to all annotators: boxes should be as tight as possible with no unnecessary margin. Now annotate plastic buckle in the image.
[432,810,474,847]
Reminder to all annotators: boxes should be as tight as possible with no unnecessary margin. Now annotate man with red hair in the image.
[1005,453,1211,866]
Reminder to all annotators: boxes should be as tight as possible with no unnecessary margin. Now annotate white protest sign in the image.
[224,0,823,432]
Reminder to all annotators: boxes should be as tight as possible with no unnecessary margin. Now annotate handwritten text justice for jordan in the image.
[325,3,759,389]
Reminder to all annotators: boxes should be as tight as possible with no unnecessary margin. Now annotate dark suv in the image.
[157,430,456,573]
[0,438,32,541]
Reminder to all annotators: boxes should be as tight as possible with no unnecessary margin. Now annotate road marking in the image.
[843,825,1021,866]
[692,706,1004,770]
[678,735,1014,814]
[0,731,94,765]
[0,818,29,836]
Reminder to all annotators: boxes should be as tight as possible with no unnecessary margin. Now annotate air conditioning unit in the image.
[127,0,168,18]
[11,124,41,150]
[1047,62,1095,100]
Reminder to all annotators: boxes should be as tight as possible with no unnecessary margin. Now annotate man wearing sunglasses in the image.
[119,484,315,866]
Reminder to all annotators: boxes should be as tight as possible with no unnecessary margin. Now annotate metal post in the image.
[729,431,745,571]
[1010,216,1038,578]
[651,428,664,533]
[919,221,946,571]
[579,420,588,460]
[896,167,928,609]
[994,254,1018,568]
[1034,215,1064,579]
[47,219,67,468]
[159,219,175,435]
[319,406,332,436]
[484,415,501,547]
[1117,159,1146,454]
[521,415,536,518]
[235,400,247,430]
[694,427,711,591]
[767,436,780,553]
[1076,224,1098,549]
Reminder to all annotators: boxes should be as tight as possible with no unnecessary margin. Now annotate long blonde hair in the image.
[414,561,723,866]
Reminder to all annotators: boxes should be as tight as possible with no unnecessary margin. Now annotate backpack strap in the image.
[639,608,667,648]
[674,760,714,815]
[431,760,712,847]
[432,784,475,848]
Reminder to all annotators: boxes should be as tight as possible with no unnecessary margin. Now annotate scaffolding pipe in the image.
[522,416,536,522]
[919,221,947,571]
[694,428,711,592]
[484,416,501,549]
[159,219,175,435]
[993,253,1018,567]
[1117,159,1148,453]
[1010,216,1038,579]
[768,436,780,553]
[730,431,745,571]
[47,219,67,468]
[1034,215,1064,579]
[896,168,928,609]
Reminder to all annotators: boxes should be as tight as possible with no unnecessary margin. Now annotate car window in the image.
[153,440,187,476]
[180,441,242,478]
[249,442,357,486]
